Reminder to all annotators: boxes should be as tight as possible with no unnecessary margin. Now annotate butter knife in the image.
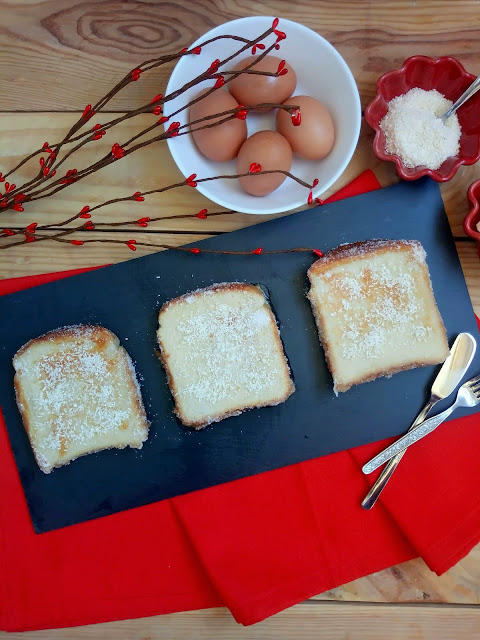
[361,332,476,508]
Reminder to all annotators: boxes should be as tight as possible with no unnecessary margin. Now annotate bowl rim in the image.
[464,179,480,241]
[364,55,480,182]
[164,15,361,214]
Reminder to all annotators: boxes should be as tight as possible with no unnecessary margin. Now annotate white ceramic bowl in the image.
[165,16,361,214]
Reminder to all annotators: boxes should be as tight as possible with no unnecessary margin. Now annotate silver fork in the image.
[362,374,480,475]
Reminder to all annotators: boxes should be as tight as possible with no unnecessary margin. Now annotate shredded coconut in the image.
[175,301,279,403]
[15,330,146,459]
[159,285,292,420]
[316,246,434,361]
[379,88,461,170]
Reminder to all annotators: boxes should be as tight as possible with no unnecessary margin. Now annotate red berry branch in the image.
[0,18,323,258]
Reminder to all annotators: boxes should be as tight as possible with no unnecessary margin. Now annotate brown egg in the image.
[236,131,292,196]
[276,95,335,160]
[228,56,296,111]
[189,89,247,161]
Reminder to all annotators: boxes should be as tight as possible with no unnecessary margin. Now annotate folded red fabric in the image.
[350,402,480,575]
[1,169,477,631]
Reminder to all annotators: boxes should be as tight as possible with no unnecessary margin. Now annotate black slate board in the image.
[1,178,479,533]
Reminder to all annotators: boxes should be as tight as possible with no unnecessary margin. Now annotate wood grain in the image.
[0,231,213,278]
[0,114,478,237]
[0,116,394,232]
[2,234,479,320]
[1,603,480,640]
[1,2,480,637]
[1,1,479,112]
[316,547,480,604]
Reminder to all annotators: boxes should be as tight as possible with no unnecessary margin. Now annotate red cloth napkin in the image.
[1,169,478,631]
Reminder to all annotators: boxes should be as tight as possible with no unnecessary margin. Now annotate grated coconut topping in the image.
[379,88,461,170]
[173,295,283,404]
[15,328,144,456]
[318,245,434,360]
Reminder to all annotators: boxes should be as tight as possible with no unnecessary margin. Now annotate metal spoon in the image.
[361,332,476,509]
[440,77,480,122]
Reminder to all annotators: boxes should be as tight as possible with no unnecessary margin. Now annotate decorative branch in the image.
[0,17,323,257]
[1,169,320,247]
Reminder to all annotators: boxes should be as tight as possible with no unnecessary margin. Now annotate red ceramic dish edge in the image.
[463,180,480,245]
[365,55,480,182]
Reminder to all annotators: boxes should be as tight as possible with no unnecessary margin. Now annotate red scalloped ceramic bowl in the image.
[365,56,480,181]
[463,180,480,254]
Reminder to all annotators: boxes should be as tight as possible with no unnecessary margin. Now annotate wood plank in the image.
[1,603,480,640]
[0,115,393,232]
[0,1,479,112]
[1,3,480,634]
[456,241,480,315]
[0,231,213,278]
[0,114,476,238]
[313,546,480,603]
[2,230,478,320]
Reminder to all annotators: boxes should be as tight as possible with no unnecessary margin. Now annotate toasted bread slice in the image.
[157,283,294,428]
[307,240,449,393]
[13,325,149,474]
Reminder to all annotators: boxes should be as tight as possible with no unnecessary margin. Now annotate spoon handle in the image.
[442,76,480,120]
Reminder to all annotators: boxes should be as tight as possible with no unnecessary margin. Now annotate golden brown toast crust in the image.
[157,283,294,429]
[308,239,420,276]
[13,325,149,473]
[307,240,448,393]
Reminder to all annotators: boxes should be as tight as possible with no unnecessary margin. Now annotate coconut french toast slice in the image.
[307,240,449,393]
[13,325,149,473]
[157,283,294,428]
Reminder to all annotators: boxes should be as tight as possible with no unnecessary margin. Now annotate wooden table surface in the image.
[1,1,480,638]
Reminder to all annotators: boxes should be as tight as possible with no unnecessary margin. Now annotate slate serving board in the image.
[1,178,479,533]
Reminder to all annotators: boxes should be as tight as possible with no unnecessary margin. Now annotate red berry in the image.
[235,106,248,120]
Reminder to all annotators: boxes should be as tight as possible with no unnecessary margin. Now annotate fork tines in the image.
[465,373,480,388]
